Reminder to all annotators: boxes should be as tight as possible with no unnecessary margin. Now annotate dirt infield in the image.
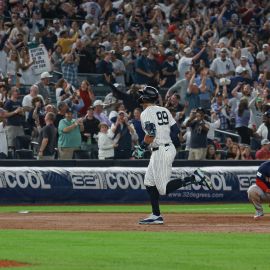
[0,213,269,233]
[0,260,30,268]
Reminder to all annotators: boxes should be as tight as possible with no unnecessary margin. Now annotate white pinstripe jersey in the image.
[141,105,176,148]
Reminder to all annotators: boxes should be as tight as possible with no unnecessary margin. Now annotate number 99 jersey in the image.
[141,105,177,195]
[141,105,176,148]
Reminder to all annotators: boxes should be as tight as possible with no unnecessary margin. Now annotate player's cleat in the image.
[254,210,264,220]
[139,214,164,225]
[194,169,212,190]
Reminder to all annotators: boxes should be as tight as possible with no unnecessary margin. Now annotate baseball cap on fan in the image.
[220,47,227,53]
[264,110,270,117]
[99,122,109,129]
[48,27,55,33]
[118,110,127,116]
[116,13,124,20]
[123,46,131,52]
[99,41,111,50]
[231,13,238,20]
[261,139,270,145]
[165,47,174,55]
[235,66,247,74]
[40,71,53,79]
[66,107,73,114]
[166,51,174,57]
[240,55,248,60]
[184,47,192,54]
[256,97,263,103]
[85,14,94,21]
[216,91,223,97]
[141,47,148,52]
[53,19,60,24]
[196,107,206,114]
[93,100,103,107]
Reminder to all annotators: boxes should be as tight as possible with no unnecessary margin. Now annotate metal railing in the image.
[214,129,241,143]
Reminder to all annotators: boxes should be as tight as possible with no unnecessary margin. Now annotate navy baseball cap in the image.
[264,110,270,117]
[66,107,73,113]
[196,107,206,114]
[165,51,174,57]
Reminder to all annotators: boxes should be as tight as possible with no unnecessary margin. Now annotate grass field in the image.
[0,203,268,270]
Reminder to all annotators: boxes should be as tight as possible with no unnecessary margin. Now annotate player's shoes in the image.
[139,214,164,225]
[254,210,264,220]
[194,169,212,190]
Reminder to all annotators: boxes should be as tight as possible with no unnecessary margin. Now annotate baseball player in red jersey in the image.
[133,86,212,224]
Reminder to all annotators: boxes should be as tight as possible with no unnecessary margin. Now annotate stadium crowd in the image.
[0,0,270,160]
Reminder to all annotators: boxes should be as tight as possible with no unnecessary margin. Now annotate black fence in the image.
[0,159,263,168]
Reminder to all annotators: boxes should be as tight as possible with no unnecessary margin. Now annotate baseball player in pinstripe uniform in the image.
[133,86,212,225]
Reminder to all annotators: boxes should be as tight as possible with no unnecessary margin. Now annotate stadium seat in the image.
[15,136,31,150]
[72,150,92,159]
[15,149,34,159]
[177,150,189,159]
[180,143,187,150]
[92,85,112,97]
[77,73,107,86]
[0,152,7,159]
[87,74,107,85]
[216,150,227,160]
[7,148,15,159]
[250,150,256,159]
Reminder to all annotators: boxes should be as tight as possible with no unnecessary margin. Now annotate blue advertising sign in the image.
[0,166,258,203]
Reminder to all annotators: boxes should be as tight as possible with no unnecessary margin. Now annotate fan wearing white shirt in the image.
[22,85,44,120]
[97,122,116,160]
[0,108,8,157]
[235,55,252,78]
[256,44,270,72]
[210,48,235,85]
[178,46,206,80]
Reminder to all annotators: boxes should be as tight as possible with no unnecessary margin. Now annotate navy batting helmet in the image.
[137,86,159,104]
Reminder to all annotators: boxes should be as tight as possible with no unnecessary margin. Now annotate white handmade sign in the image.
[29,45,51,75]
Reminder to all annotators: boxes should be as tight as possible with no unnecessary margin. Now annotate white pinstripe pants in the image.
[144,144,176,195]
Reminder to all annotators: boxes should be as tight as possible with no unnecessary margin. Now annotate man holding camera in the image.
[3,87,25,148]
[35,71,53,104]
[186,107,209,160]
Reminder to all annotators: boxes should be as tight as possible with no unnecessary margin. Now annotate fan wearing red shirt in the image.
[255,139,270,160]
[248,160,270,220]
[78,80,95,117]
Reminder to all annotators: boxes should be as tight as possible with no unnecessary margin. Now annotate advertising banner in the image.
[0,166,258,203]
